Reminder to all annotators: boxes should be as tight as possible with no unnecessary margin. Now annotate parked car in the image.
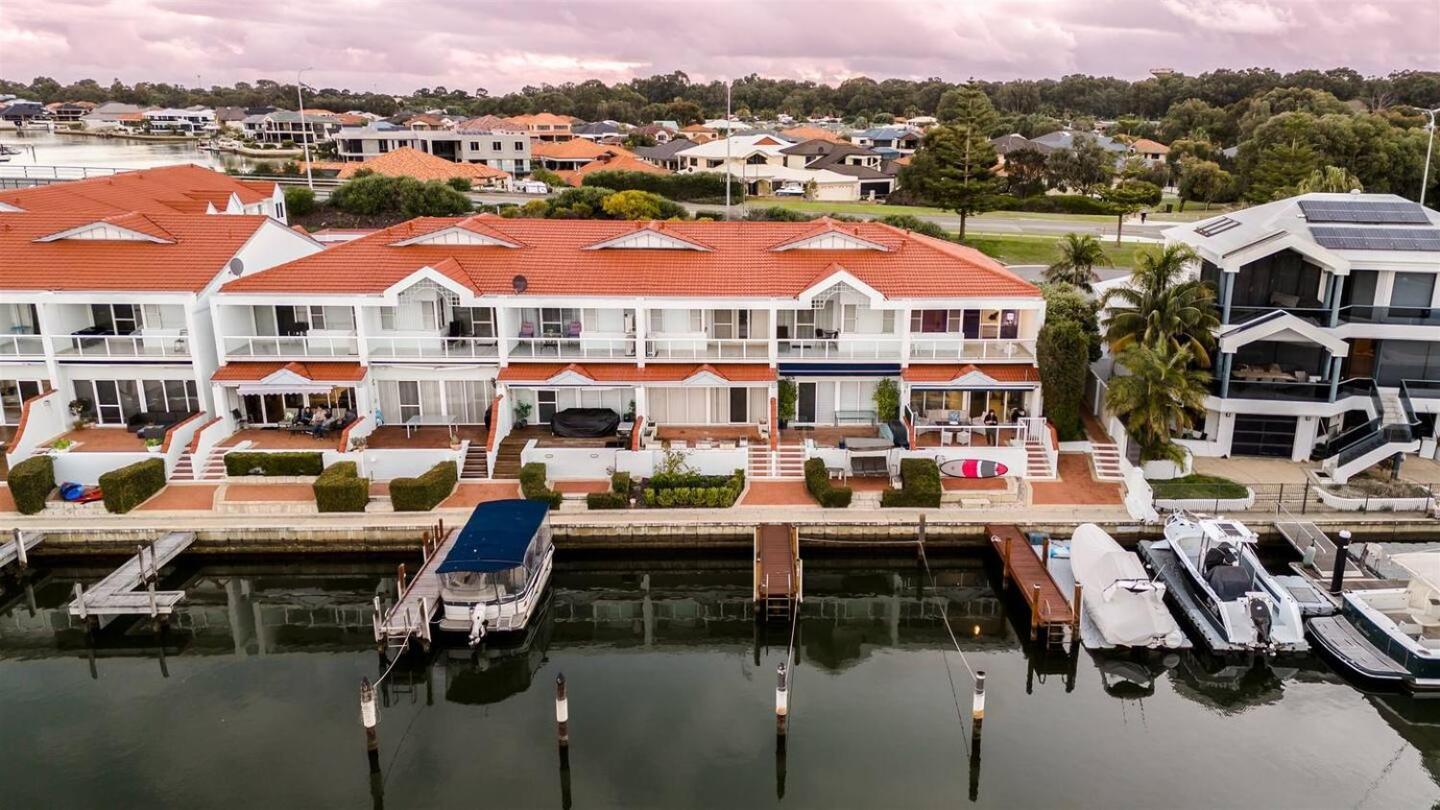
[774,184,805,197]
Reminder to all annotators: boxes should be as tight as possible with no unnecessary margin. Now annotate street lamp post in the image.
[1407,105,1440,207]
[297,67,316,191]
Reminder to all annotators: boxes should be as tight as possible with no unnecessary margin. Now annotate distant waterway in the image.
[0,130,256,171]
[0,553,1435,809]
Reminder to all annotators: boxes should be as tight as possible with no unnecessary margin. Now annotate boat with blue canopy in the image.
[436,499,554,645]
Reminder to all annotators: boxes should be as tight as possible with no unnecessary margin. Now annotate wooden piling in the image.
[775,662,789,737]
[1030,583,1040,640]
[360,677,380,783]
[1330,530,1352,595]
[1072,583,1083,631]
[555,673,570,749]
[1000,535,1011,583]
[13,529,27,570]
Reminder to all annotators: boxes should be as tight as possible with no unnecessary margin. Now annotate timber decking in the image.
[0,530,42,570]
[375,524,458,649]
[68,531,196,617]
[755,524,800,618]
[987,524,1074,640]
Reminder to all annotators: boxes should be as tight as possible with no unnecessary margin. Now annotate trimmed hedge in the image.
[580,170,742,202]
[224,451,325,477]
[804,458,853,508]
[642,470,745,508]
[520,462,562,509]
[990,194,1117,215]
[314,461,369,513]
[880,458,942,508]
[7,455,54,515]
[99,458,166,514]
[390,461,458,512]
[587,470,632,509]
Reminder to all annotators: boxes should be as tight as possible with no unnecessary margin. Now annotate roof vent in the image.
[512,274,528,294]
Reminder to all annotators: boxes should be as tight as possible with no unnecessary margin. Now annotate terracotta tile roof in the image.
[457,114,523,133]
[212,361,367,383]
[0,212,280,292]
[498,362,777,384]
[902,364,1039,383]
[532,140,635,161]
[221,217,1039,300]
[781,126,841,142]
[1129,138,1169,153]
[681,124,715,133]
[507,113,575,126]
[0,164,276,216]
[561,154,671,185]
[329,147,508,182]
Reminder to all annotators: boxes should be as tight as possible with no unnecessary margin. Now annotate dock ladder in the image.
[372,520,456,654]
[755,524,803,621]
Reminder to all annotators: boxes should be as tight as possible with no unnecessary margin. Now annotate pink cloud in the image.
[0,0,1434,94]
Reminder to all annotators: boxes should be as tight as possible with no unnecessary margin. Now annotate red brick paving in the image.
[1030,454,1123,505]
[224,483,316,502]
[553,480,610,494]
[137,484,219,511]
[0,486,15,512]
[441,482,522,508]
[740,480,817,506]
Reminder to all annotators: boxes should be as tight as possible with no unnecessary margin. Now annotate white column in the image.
[634,306,647,368]
[768,305,779,368]
[353,303,373,366]
[898,306,911,368]
[495,304,513,367]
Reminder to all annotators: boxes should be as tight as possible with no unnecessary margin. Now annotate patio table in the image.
[404,413,459,439]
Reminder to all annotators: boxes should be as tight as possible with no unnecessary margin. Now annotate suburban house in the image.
[0,101,49,124]
[203,216,1051,483]
[142,107,218,134]
[531,140,637,172]
[572,121,627,142]
[240,110,344,145]
[778,139,897,199]
[1030,129,1128,156]
[848,127,921,156]
[506,113,575,141]
[303,147,510,187]
[1156,193,1440,482]
[780,125,842,143]
[634,139,695,171]
[0,211,323,481]
[554,152,670,186]
[80,102,146,130]
[45,101,95,122]
[0,164,290,221]
[1127,137,1170,166]
[676,134,866,201]
[990,133,1053,158]
[333,122,532,174]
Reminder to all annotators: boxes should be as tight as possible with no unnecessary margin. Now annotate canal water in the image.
[0,130,255,171]
[0,554,1436,809]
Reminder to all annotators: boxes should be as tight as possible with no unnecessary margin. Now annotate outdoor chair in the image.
[518,321,536,339]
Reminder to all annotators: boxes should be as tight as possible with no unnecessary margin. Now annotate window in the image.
[455,307,495,338]
[380,307,396,331]
[492,141,502,151]
[0,379,43,424]
[514,141,524,151]
[1392,272,1435,310]
[90,303,138,334]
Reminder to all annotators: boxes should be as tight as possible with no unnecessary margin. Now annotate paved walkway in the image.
[553,480,610,494]
[1030,454,1123,505]
[440,482,521,508]
[224,483,315,502]
[1192,456,1314,484]
[740,481,816,506]
[137,484,218,511]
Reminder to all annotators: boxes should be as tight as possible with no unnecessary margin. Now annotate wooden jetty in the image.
[755,524,801,620]
[1040,538,1191,651]
[987,524,1075,643]
[68,531,196,621]
[373,520,457,653]
[1,529,43,571]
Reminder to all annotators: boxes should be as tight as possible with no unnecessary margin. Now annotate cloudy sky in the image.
[1,0,1434,93]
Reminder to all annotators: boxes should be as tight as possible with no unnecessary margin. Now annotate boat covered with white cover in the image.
[1071,523,1186,649]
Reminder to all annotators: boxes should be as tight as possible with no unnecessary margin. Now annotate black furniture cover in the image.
[550,408,620,438]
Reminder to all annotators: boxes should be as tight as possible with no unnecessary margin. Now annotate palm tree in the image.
[1045,233,1110,291]
[1106,342,1211,463]
[1101,244,1219,366]
[1296,165,1363,194]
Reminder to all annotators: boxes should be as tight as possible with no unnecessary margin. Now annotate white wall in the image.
[3,389,64,464]
[522,444,619,479]
[361,447,460,481]
[51,451,152,486]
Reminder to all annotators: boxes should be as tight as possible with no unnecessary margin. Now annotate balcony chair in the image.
[518,321,536,339]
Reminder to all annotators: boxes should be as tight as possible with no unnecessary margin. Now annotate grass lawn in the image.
[961,234,1151,268]
[756,199,949,217]
[1150,473,1250,500]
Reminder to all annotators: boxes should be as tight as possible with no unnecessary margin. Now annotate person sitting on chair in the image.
[296,406,314,426]
[310,407,332,437]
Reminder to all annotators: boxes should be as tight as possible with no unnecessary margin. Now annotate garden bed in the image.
[1317,472,1434,512]
[1151,474,1254,511]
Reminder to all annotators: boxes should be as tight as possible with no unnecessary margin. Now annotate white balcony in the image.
[507,336,635,360]
[0,334,45,357]
[777,335,903,360]
[365,335,501,360]
[223,335,359,358]
[51,333,192,359]
[646,337,770,361]
[908,337,1036,362]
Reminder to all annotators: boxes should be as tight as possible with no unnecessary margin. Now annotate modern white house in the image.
[333,122,532,174]
[142,107,218,134]
[205,215,1052,483]
[1161,192,1440,482]
[675,135,865,201]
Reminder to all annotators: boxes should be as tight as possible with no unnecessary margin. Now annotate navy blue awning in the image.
[436,499,549,574]
[778,363,902,377]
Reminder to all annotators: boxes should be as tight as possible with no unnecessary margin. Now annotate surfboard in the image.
[939,458,1008,479]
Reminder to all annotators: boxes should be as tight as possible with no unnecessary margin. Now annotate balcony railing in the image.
[646,337,769,360]
[365,335,501,359]
[1227,305,1329,326]
[224,335,359,357]
[506,336,635,360]
[907,337,1036,361]
[778,336,903,360]
[53,333,191,358]
[1340,305,1440,327]
[1218,378,1333,402]
[0,334,45,356]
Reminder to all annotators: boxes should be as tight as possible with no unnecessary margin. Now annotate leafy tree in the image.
[1045,233,1110,291]
[898,117,1000,238]
[1158,98,1229,144]
[1037,320,1089,441]
[445,177,472,192]
[1102,244,1218,366]
[1245,139,1319,201]
[936,85,998,130]
[530,167,568,189]
[1100,179,1161,244]
[1296,165,1363,193]
[1000,147,1049,196]
[283,186,316,217]
[1041,282,1102,361]
[1177,159,1234,210]
[601,189,666,219]
[1046,135,1114,194]
[872,378,900,421]
[1105,342,1210,463]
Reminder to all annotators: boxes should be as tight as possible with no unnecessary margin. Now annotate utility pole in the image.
[725,80,732,220]
[297,67,316,191]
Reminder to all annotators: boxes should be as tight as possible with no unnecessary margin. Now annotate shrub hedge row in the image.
[314,461,369,512]
[990,194,1116,215]
[99,458,166,514]
[224,451,325,477]
[586,470,632,509]
[389,461,457,512]
[520,462,562,509]
[642,470,744,508]
[880,458,942,508]
[804,458,852,508]
[579,170,742,202]
[7,455,54,514]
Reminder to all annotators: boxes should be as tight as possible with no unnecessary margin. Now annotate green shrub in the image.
[641,470,744,508]
[611,470,632,495]
[389,461,457,512]
[99,458,166,514]
[520,462,562,509]
[330,174,472,217]
[314,461,369,513]
[224,451,325,477]
[284,186,316,217]
[7,455,54,514]
[804,458,852,508]
[586,491,629,509]
[880,458,942,508]
[445,177,473,192]
[990,194,1115,215]
[580,170,741,202]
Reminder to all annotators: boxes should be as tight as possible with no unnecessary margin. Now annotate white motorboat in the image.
[1309,551,1440,692]
[1154,513,1308,653]
[1070,523,1186,649]
[435,499,554,646]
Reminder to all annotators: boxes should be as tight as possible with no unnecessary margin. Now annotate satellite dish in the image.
[512,274,528,294]
[228,257,246,276]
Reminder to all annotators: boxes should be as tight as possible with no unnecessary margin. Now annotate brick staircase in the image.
[461,443,489,480]
[747,444,806,480]
[170,452,194,480]
[491,435,526,479]
[1089,443,1124,481]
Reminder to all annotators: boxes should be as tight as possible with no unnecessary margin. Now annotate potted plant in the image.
[68,398,95,429]
[50,438,73,455]
[776,379,797,429]
[514,401,533,429]
[145,437,163,453]
[349,436,368,452]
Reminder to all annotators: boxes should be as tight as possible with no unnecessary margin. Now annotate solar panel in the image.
[1311,226,1440,251]
[1298,199,1430,224]
[1194,216,1242,237]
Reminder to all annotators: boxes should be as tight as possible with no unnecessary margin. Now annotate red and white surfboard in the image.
[939,459,1009,479]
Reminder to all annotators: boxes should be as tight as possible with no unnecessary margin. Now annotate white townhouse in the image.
[142,107,219,134]
[207,216,1052,483]
[674,134,864,201]
[1162,193,1440,482]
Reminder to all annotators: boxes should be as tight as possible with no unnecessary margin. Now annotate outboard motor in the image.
[468,604,489,647]
[1247,597,1273,649]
